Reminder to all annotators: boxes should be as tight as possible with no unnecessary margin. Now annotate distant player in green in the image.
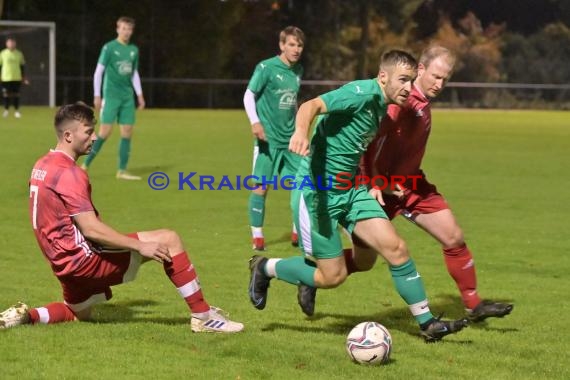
[244,26,305,251]
[0,37,29,118]
[82,16,145,180]
[248,50,469,342]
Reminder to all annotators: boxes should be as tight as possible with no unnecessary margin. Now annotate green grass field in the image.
[1,107,569,379]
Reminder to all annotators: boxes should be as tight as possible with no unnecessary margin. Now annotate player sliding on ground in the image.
[248,50,468,342]
[0,102,243,333]
[298,46,513,323]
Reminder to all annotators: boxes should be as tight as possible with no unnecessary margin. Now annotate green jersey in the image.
[98,39,139,99]
[0,48,25,81]
[247,56,303,148]
[301,79,388,189]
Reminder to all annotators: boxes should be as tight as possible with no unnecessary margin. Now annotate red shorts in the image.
[382,176,449,220]
[58,233,142,312]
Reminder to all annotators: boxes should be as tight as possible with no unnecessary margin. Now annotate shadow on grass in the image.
[265,232,296,247]
[91,299,189,325]
[262,294,516,343]
[130,164,176,178]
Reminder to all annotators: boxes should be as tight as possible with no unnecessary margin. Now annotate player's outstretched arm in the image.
[73,211,171,263]
[289,97,327,156]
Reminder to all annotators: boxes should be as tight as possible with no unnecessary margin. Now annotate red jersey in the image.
[29,150,98,277]
[362,85,431,188]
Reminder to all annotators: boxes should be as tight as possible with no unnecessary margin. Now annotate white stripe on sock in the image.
[36,307,50,324]
[251,227,264,238]
[177,279,201,298]
[408,300,430,316]
[265,258,281,278]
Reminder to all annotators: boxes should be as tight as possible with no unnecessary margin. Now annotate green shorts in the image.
[101,96,136,125]
[290,185,387,260]
[252,140,301,183]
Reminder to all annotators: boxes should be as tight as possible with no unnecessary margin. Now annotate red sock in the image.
[443,244,481,309]
[164,253,210,314]
[344,248,361,275]
[28,302,77,324]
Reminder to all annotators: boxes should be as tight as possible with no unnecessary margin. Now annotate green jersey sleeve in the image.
[320,82,372,114]
[98,44,110,66]
[247,62,269,94]
[133,46,139,71]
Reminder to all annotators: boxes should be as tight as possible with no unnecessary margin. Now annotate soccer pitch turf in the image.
[1,107,569,379]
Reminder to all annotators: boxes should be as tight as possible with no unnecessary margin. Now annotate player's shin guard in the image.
[28,303,76,324]
[163,253,210,316]
[443,244,481,309]
[248,193,265,230]
[118,137,132,171]
[390,259,433,325]
[84,136,106,167]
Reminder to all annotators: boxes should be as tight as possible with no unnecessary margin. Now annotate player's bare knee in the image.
[159,229,183,249]
[322,269,348,288]
[382,238,409,266]
[321,274,346,288]
[120,125,134,138]
[442,228,465,249]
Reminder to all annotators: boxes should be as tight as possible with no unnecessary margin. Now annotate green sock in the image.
[248,193,265,227]
[84,136,106,167]
[118,137,131,171]
[273,256,316,286]
[390,259,433,325]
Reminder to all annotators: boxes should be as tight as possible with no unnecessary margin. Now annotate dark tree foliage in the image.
[1,0,568,106]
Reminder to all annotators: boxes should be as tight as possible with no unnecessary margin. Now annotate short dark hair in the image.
[379,50,418,71]
[54,102,96,137]
[117,16,135,26]
[280,26,305,45]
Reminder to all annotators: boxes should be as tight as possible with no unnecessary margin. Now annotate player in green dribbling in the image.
[249,50,469,342]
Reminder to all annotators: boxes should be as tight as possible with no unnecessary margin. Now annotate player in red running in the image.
[298,46,513,323]
[0,102,243,333]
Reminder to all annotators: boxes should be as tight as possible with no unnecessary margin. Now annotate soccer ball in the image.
[346,321,392,365]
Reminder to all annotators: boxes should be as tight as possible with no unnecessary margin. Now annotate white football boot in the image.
[116,170,141,180]
[191,306,244,333]
[0,302,30,329]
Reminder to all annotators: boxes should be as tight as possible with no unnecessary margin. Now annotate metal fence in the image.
[55,77,570,109]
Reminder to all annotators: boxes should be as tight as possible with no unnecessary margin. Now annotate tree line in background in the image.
[1,0,569,108]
